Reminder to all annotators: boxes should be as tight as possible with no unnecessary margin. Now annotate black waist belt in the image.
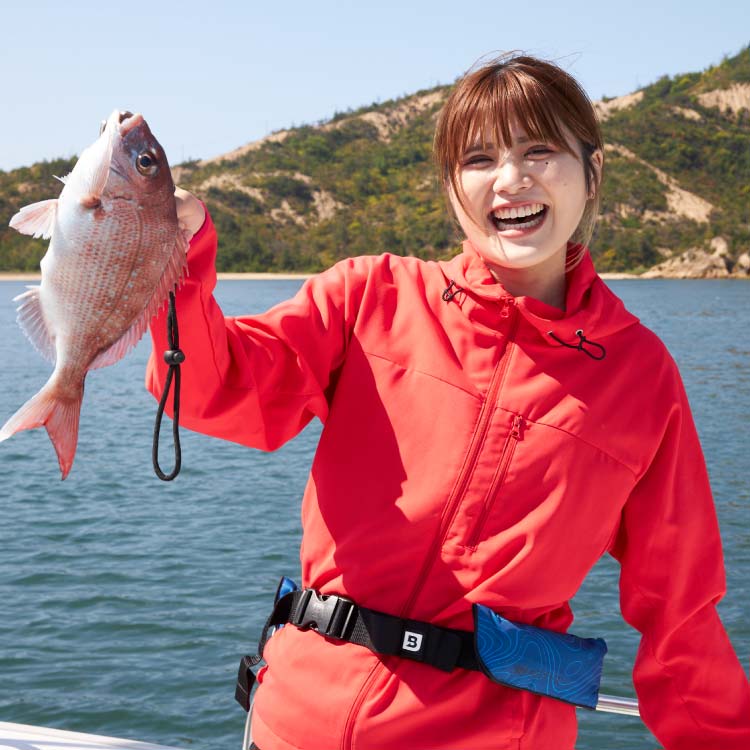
[235,587,478,711]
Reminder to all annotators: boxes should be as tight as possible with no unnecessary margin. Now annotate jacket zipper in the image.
[340,300,519,750]
[465,414,524,550]
[399,300,520,617]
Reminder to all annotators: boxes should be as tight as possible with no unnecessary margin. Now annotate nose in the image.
[492,155,531,194]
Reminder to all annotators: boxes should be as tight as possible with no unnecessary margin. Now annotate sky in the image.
[0,0,747,172]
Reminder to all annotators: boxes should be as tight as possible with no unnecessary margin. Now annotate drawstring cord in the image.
[442,280,605,361]
[548,329,606,360]
[153,291,185,480]
[442,280,463,302]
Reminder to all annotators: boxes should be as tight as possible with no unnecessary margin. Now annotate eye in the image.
[463,153,492,167]
[526,146,553,158]
[136,151,159,176]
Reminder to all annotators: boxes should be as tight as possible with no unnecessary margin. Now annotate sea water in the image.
[0,278,747,750]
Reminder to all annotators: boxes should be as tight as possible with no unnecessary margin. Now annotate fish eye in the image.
[136,151,159,176]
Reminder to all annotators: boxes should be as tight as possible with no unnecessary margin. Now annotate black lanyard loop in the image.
[152,291,185,480]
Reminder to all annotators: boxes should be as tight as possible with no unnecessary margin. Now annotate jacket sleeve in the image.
[146,210,366,450]
[609,364,750,749]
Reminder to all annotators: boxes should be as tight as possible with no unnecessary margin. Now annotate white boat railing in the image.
[0,721,184,750]
[595,693,641,717]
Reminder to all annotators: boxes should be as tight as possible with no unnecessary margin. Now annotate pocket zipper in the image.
[466,413,525,550]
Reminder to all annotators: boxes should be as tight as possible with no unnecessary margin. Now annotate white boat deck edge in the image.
[0,722,185,750]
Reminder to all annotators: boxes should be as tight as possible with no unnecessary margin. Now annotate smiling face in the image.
[434,55,606,301]
[449,122,599,279]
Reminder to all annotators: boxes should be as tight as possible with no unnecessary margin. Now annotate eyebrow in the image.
[464,135,532,153]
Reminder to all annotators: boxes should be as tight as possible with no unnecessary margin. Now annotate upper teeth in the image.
[493,203,545,220]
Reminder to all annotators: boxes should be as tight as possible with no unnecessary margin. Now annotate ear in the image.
[588,149,604,198]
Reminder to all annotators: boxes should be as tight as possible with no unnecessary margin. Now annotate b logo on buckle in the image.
[402,630,423,653]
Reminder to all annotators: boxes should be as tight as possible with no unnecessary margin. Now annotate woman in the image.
[150,55,750,749]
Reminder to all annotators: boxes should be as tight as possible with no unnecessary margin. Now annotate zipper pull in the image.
[511,414,524,440]
[500,297,516,319]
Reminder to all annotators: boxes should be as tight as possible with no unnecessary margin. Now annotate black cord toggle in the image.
[153,291,184,481]
[163,349,186,366]
[442,280,463,302]
[547,329,606,360]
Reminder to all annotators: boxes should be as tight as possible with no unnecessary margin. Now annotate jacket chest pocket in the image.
[458,416,633,584]
[465,414,525,550]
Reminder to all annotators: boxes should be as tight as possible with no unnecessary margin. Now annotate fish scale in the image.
[0,109,188,479]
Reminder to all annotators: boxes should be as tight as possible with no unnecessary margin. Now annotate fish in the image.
[0,110,188,479]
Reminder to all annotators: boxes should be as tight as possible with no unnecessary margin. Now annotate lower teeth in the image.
[495,210,545,230]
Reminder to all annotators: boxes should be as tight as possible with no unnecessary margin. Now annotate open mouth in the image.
[118,111,144,135]
[491,203,548,232]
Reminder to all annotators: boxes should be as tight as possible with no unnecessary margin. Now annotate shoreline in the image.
[216,272,313,280]
[5,272,747,281]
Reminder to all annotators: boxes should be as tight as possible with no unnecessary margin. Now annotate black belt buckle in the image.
[291,589,356,640]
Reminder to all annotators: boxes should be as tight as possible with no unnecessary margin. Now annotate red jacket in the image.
[147,213,750,750]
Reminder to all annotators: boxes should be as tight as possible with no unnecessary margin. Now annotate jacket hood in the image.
[440,240,640,354]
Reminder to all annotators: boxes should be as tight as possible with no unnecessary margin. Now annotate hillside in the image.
[1,46,749,276]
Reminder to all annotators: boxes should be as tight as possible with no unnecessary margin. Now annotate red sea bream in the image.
[0,110,188,478]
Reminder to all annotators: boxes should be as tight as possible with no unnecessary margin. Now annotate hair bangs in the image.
[458,70,578,164]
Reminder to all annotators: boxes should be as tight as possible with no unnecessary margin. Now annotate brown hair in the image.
[434,53,604,259]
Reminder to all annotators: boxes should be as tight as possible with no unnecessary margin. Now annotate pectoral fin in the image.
[9,199,58,239]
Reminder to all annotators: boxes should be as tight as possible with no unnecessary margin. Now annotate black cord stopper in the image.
[442,280,463,302]
[153,291,183,481]
[164,349,186,366]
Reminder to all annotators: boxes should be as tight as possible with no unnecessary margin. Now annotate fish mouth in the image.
[118,111,144,136]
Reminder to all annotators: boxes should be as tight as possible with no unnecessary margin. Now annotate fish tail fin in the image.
[0,381,83,480]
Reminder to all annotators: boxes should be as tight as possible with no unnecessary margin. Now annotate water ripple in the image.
[1,279,748,750]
